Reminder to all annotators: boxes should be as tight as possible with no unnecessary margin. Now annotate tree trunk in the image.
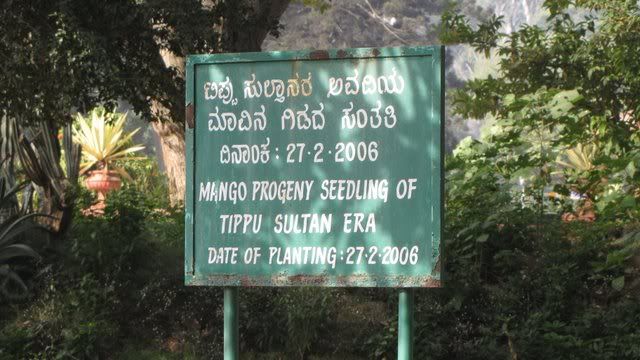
[151,1,291,206]
[152,121,186,205]
[152,48,186,206]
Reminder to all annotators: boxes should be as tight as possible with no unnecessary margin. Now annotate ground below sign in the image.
[185,46,443,287]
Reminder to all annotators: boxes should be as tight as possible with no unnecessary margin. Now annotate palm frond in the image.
[556,143,597,172]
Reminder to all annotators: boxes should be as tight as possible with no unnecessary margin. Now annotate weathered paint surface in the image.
[185,46,444,287]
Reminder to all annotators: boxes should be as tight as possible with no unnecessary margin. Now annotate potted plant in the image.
[73,107,144,213]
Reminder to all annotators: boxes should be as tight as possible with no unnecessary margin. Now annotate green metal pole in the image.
[224,287,239,360]
[398,289,414,360]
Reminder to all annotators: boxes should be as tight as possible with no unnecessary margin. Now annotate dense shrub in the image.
[362,189,640,359]
[0,180,192,358]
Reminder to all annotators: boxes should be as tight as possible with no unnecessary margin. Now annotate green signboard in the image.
[185,46,443,287]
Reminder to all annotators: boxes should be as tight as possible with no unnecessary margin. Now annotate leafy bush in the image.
[0,175,189,358]
[122,157,171,209]
[0,272,119,359]
[241,287,336,358]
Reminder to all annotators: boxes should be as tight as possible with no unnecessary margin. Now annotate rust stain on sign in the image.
[185,102,194,129]
[287,274,327,286]
[309,50,330,60]
[189,273,441,288]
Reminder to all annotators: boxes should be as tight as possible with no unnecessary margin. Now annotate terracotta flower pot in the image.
[85,170,122,194]
[83,170,122,217]
[561,199,596,223]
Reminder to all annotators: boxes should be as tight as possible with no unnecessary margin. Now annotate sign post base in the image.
[224,287,239,360]
[398,289,414,360]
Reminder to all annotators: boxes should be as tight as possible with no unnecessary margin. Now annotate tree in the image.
[149,1,292,204]
[441,0,640,220]
[1,0,294,205]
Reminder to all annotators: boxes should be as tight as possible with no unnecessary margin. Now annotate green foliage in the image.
[0,273,119,359]
[123,157,172,209]
[441,12,503,57]
[241,287,336,358]
[0,188,156,357]
[398,1,640,359]
[4,117,82,236]
[0,178,46,301]
[277,288,334,358]
[0,168,190,358]
[355,181,640,359]
[0,0,184,125]
[295,0,331,13]
[441,0,640,221]
[1,0,290,128]
[443,156,639,357]
[118,347,199,360]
